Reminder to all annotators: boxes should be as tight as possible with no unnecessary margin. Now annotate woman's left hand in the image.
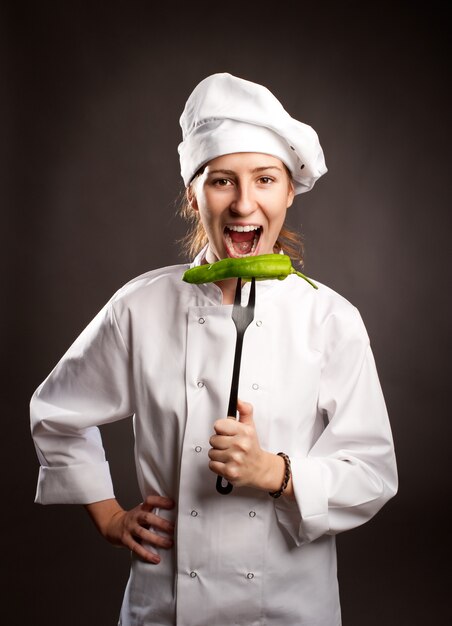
[209,399,282,491]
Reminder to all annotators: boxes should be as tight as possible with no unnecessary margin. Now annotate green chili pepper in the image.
[182,254,318,289]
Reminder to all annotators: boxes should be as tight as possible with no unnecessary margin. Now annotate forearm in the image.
[84,498,125,540]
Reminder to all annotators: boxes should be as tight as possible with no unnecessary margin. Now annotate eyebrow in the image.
[207,166,283,175]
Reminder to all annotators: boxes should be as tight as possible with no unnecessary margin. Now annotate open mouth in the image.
[224,224,262,258]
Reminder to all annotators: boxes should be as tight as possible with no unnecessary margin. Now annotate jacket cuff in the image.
[35,461,115,505]
[274,457,329,545]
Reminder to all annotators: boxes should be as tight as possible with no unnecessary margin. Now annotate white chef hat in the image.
[178,73,327,195]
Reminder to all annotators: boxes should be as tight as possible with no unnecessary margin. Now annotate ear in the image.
[186,186,198,212]
[286,180,295,209]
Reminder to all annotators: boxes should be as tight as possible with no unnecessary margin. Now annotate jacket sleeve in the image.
[30,298,134,505]
[274,305,398,545]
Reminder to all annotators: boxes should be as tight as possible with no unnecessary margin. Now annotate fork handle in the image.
[216,324,245,494]
[216,474,234,494]
[227,332,244,418]
[216,277,255,496]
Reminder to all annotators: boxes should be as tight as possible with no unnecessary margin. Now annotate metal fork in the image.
[216,276,256,495]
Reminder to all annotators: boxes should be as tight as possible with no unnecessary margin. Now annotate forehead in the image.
[204,152,285,173]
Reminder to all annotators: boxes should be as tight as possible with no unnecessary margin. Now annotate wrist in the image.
[84,498,124,538]
[255,451,286,492]
[268,452,292,499]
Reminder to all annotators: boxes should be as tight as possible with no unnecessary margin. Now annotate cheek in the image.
[199,195,224,225]
[198,206,221,237]
[268,201,288,229]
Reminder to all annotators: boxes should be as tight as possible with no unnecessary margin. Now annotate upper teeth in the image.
[227,225,260,232]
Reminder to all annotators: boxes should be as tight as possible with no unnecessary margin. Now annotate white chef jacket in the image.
[31,250,398,626]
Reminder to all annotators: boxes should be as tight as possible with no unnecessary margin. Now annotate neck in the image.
[216,277,239,305]
[201,247,236,304]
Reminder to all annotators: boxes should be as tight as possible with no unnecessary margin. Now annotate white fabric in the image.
[31,253,397,626]
[178,73,327,194]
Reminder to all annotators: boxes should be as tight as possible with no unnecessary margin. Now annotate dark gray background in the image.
[2,1,450,624]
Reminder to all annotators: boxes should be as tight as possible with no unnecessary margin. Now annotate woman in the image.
[31,73,397,625]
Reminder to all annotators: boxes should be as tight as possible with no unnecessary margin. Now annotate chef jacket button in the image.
[190,571,197,578]
[256,320,262,327]
[190,510,198,517]
[246,572,255,580]
[198,317,205,324]
[252,383,259,390]
[195,445,202,453]
[249,511,256,518]
[197,381,205,388]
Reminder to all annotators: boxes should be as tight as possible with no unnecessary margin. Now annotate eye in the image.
[258,176,274,184]
[212,178,233,187]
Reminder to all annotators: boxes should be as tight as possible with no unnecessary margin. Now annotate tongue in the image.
[233,239,253,254]
[228,229,256,255]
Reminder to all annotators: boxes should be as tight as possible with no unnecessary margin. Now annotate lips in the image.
[224,225,262,258]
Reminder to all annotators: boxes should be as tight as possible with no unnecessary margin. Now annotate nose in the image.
[229,184,256,216]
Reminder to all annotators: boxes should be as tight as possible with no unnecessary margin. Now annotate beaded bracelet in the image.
[268,452,292,498]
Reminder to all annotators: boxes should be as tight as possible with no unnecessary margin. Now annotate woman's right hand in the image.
[85,496,175,564]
